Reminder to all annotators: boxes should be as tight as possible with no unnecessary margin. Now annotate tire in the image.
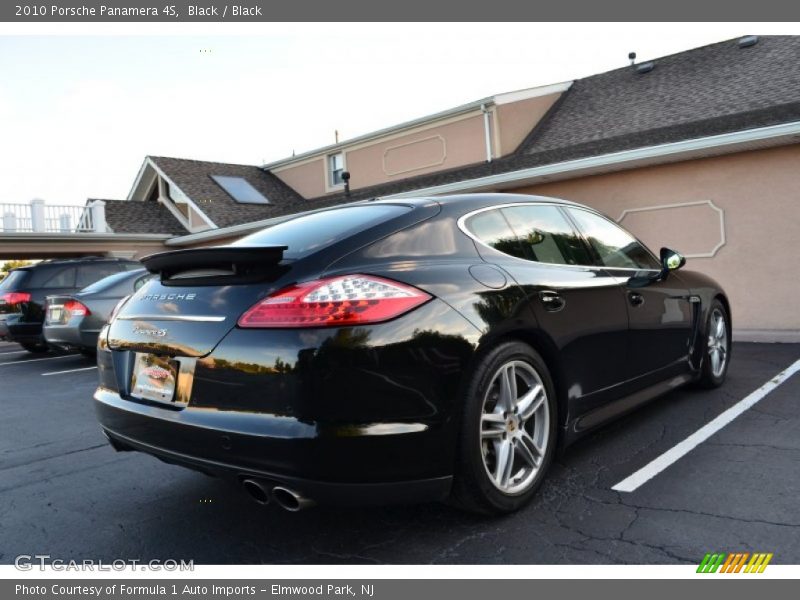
[20,341,48,354]
[696,299,731,389]
[79,348,97,358]
[450,341,557,515]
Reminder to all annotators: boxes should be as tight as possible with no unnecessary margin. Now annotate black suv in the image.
[0,257,141,353]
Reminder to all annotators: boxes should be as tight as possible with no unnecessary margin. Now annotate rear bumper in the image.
[0,315,42,344]
[43,322,98,350]
[95,388,452,505]
[102,425,452,506]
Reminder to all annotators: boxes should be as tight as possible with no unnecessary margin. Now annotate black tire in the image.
[20,341,48,354]
[79,348,97,358]
[450,341,558,515]
[696,299,731,389]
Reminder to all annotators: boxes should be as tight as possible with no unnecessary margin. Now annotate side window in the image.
[567,208,660,270]
[501,205,593,266]
[41,267,77,288]
[76,263,121,289]
[466,205,592,266]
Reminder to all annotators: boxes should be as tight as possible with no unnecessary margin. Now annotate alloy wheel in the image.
[480,360,550,495]
[708,308,728,378]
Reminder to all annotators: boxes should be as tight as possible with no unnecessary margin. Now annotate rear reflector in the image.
[64,299,91,317]
[238,275,431,328]
[0,292,31,305]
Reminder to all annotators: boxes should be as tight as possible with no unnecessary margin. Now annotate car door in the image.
[565,207,695,380]
[464,203,630,407]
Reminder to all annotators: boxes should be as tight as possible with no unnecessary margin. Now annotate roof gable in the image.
[148,156,307,228]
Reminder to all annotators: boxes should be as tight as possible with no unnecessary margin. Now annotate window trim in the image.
[458,202,661,273]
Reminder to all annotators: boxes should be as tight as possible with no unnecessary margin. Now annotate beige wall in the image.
[271,91,564,200]
[512,144,800,337]
[271,157,327,199]
[345,114,488,190]
[495,92,561,156]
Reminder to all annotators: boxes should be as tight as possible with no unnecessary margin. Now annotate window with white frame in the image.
[328,153,345,187]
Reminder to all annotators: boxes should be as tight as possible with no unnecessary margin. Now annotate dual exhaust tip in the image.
[241,478,314,512]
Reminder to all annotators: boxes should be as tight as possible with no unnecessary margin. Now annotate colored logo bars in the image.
[697,552,773,573]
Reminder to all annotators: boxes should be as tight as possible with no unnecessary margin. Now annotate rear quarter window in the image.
[465,205,592,266]
[232,205,412,258]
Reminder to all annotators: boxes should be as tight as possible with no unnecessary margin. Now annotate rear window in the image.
[232,205,412,258]
[80,269,145,294]
[0,270,29,290]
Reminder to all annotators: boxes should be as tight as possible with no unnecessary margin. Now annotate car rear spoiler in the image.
[141,246,288,280]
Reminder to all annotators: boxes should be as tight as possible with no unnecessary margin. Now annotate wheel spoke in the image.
[516,384,544,421]
[715,315,725,339]
[494,439,514,487]
[516,430,542,468]
[710,348,720,374]
[481,412,505,439]
[499,365,517,412]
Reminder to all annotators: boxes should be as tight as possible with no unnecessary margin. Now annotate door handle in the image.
[628,292,644,307]
[539,290,565,312]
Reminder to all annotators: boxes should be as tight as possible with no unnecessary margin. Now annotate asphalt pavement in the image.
[1,340,798,564]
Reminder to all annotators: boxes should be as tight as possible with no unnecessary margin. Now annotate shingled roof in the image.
[515,34,800,164]
[98,199,185,235]
[303,35,800,205]
[149,156,306,229]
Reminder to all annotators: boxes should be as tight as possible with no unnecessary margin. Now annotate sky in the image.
[0,23,797,207]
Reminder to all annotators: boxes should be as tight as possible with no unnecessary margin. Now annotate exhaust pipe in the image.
[241,478,272,505]
[271,486,315,512]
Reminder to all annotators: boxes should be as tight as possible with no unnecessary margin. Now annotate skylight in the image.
[211,175,270,205]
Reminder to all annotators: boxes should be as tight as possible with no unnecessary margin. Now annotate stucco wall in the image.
[495,92,561,156]
[271,157,327,199]
[512,144,800,338]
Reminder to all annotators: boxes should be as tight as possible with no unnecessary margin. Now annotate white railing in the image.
[0,199,106,233]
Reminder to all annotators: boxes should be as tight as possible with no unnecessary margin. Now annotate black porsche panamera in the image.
[94,194,731,514]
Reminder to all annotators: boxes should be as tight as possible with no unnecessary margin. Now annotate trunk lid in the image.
[107,245,289,357]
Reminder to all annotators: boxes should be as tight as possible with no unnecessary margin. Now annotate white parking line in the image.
[0,354,78,366]
[0,350,28,356]
[42,366,98,376]
[612,358,800,493]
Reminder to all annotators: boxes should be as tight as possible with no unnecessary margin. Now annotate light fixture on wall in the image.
[342,171,351,198]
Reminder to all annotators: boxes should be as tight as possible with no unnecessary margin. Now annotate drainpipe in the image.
[481,103,493,163]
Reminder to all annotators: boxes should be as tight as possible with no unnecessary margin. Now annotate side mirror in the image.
[660,247,686,273]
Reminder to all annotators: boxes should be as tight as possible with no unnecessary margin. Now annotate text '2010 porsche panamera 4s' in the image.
[94,194,731,514]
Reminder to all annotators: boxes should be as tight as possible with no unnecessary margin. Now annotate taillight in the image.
[64,299,91,317]
[238,274,431,328]
[0,292,31,305]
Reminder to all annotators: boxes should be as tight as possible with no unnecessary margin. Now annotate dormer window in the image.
[211,175,270,204]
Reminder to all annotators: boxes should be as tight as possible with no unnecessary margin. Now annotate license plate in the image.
[48,307,63,324]
[131,353,178,404]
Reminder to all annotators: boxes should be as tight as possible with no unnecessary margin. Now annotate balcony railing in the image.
[0,200,106,234]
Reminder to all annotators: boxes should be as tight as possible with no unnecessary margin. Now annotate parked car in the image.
[44,268,154,355]
[94,194,730,514]
[0,257,141,353]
